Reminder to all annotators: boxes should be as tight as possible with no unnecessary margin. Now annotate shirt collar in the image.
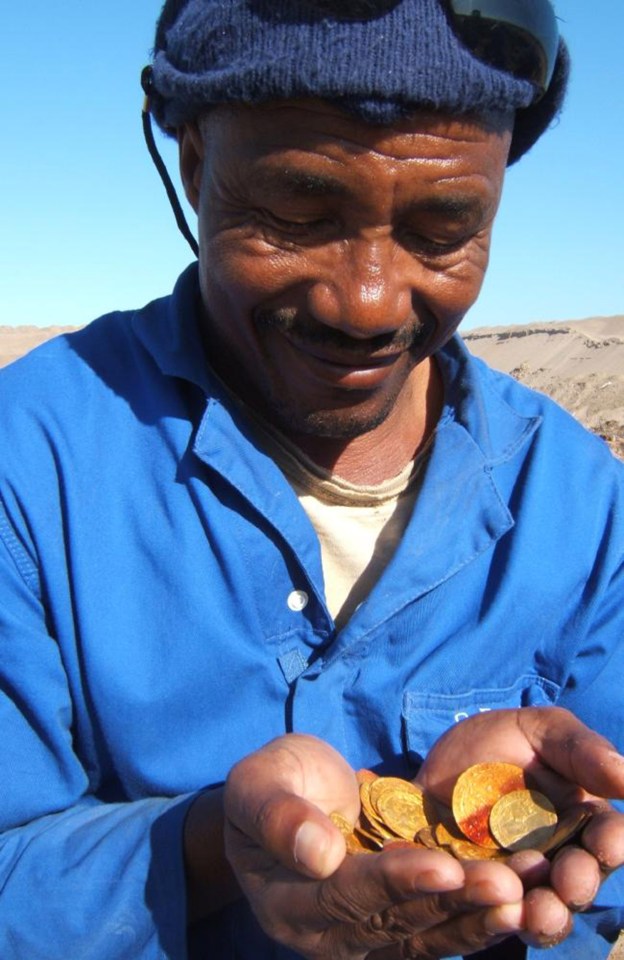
[131,262,214,394]
[437,335,541,467]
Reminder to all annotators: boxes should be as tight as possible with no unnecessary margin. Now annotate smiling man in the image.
[2,2,624,959]
[180,103,510,481]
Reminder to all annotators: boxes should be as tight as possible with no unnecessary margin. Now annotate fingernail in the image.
[294,821,330,875]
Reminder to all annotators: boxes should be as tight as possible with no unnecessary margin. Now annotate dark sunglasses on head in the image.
[298,1,558,99]
[445,0,559,98]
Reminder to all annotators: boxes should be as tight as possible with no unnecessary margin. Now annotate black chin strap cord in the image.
[141,67,199,259]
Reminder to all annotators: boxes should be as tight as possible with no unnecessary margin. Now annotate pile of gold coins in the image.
[331,762,590,861]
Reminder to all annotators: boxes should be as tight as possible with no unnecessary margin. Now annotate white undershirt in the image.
[250,423,430,628]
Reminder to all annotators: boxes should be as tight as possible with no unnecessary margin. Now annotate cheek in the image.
[200,232,313,311]
[431,235,493,314]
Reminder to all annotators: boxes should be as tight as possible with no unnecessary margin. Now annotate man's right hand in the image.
[222,734,526,959]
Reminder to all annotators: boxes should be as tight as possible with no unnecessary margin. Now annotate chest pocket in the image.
[402,675,560,766]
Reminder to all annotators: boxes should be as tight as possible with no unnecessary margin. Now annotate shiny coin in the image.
[357,768,379,785]
[382,838,419,851]
[330,811,374,854]
[330,811,354,836]
[359,781,397,840]
[415,825,440,849]
[453,762,526,848]
[340,766,594,865]
[489,789,557,852]
[371,779,430,841]
[450,838,507,861]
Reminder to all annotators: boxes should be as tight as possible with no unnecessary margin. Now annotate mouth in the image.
[283,318,436,387]
[280,336,410,389]
[254,308,436,392]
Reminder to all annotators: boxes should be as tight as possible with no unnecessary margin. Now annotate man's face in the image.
[181,101,511,440]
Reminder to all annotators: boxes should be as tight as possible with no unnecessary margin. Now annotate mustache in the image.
[254,307,434,355]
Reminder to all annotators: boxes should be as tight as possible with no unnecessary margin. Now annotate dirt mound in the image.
[464,317,624,459]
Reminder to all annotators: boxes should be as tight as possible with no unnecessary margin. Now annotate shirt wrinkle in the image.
[0,264,623,960]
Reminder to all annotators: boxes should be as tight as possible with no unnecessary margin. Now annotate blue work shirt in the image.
[1,264,623,959]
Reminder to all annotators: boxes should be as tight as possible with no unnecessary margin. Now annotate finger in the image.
[518,886,573,949]
[549,845,601,911]
[225,788,349,879]
[505,848,550,890]
[312,846,466,931]
[369,902,525,960]
[516,707,624,800]
[581,807,624,874]
[248,844,467,950]
[329,856,523,954]
[224,734,359,878]
[419,707,624,803]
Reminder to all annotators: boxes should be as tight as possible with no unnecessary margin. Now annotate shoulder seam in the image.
[0,501,41,597]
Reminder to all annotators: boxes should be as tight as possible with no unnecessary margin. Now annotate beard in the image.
[250,306,436,439]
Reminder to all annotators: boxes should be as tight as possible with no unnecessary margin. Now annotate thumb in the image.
[518,707,624,800]
[224,734,358,879]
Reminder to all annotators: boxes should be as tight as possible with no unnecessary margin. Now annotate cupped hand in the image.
[417,706,624,948]
[223,733,526,959]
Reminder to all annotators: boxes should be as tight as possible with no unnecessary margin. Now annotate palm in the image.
[416,706,623,810]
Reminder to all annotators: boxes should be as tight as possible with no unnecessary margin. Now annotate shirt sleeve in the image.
[0,520,193,960]
[554,550,624,954]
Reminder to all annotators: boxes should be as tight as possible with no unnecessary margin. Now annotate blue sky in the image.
[1,2,622,330]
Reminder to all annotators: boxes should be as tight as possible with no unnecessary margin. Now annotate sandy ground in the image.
[463,316,624,459]
[2,317,624,952]
[0,324,78,369]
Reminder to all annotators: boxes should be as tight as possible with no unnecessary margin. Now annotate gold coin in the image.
[489,789,558,852]
[359,781,397,840]
[340,768,590,865]
[372,779,430,841]
[346,830,378,854]
[329,810,377,854]
[452,762,526,848]
[435,819,465,848]
[449,838,507,861]
[382,838,419,851]
[537,807,592,856]
[357,768,379,785]
[357,810,392,845]
[415,825,440,849]
[329,811,353,836]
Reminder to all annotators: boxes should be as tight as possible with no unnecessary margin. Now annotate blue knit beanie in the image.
[149,0,569,164]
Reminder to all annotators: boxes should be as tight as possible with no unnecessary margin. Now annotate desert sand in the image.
[464,315,624,459]
[0,325,78,370]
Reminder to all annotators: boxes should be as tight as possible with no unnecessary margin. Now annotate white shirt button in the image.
[287,590,309,612]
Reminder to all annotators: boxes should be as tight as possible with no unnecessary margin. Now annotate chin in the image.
[270,398,394,441]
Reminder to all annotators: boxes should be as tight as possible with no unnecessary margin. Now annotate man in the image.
[1,1,623,958]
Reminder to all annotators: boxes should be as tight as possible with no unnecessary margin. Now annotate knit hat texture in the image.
[149,0,569,164]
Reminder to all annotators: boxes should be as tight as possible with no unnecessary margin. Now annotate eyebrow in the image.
[411,195,489,221]
[251,167,350,199]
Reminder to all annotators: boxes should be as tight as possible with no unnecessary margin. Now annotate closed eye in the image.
[399,230,474,258]
[258,209,337,243]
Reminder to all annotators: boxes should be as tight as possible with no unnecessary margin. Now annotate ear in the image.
[178,122,205,212]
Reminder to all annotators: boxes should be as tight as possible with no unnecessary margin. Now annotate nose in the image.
[307,236,415,340]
